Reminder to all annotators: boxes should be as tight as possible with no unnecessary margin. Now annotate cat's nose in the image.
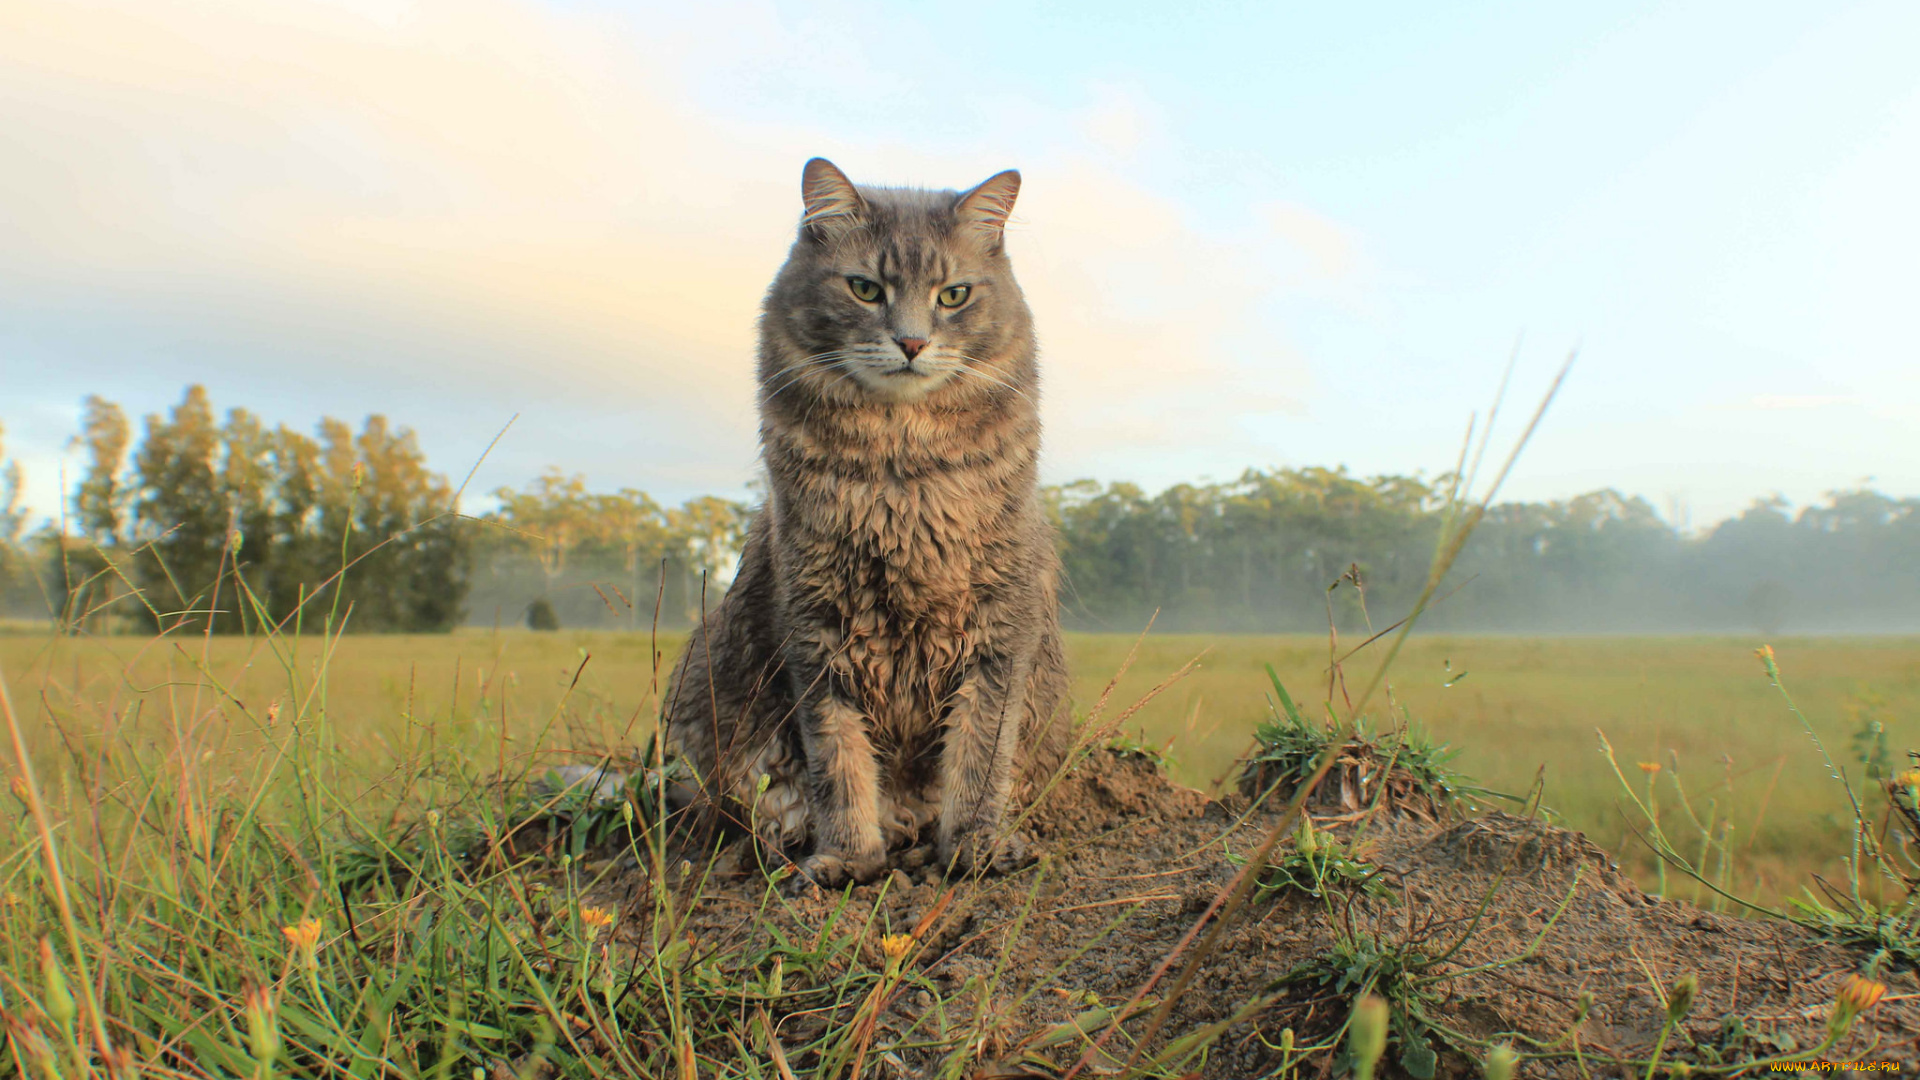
[895,337,929,361]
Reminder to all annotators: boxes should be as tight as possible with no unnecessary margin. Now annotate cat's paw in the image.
[937,829,1034,879]
[783,850,887,895]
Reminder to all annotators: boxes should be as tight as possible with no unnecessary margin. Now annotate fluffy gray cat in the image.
[662,158,1069,888]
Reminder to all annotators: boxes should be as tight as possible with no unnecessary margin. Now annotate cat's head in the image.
[760,158,1034,408]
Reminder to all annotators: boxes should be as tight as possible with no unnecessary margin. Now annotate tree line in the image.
[1049,473,1920,633]
[0,387,749,634]
[1,387,1915,634]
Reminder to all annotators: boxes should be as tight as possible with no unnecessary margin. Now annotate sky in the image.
[3,0,1917,530]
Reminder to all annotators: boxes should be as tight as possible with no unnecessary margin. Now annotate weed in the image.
[1784,893,1920,972]
[1239,817,1392,904]
[1238,666,1520,828]
[1105,728,1177,773]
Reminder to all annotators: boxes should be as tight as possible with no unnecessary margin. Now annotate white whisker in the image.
[763,352,866,400]
[949,353,1036,408]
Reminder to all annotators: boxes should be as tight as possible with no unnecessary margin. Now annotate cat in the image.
[661,157,1069,888]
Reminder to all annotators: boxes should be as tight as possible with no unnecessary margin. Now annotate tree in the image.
[131,386,227,632]
[270,412,469,633]
[474,475,747,630]
[72,396,132,546]
[348,414,468,632]
[65,387,476,635]
[0,423,31,616]
[493,469,594,581]
[669,496,750,621]
[0,422,25,549]
[527,597,560,631]
[593,489,671,628]
[57,397,135,630]
[264,424,326,629]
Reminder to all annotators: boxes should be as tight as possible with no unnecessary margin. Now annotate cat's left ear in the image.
[956,170,1020,248]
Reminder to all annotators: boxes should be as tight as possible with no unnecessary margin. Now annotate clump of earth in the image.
[587,751,1919,1077]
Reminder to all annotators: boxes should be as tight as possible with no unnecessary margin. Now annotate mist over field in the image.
[454,472,1920,637]
[2,385,1916,637]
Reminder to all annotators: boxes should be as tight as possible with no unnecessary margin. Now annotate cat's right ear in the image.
[801,158,865,241]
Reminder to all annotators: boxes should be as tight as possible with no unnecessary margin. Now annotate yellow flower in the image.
[1894,769,1920,788]
[1829,973,1888,1040]
[1837,974,1887,1012]
[1637,761,1662,775]
[879,933,915,965]
[1755,644,1775,663]
[282,918,323,971]
[580,907,616,932]
[8,775,28,803]
[282,918,322,952]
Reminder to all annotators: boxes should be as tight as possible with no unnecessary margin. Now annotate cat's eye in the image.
[847,276,883,303]
[937,284,971,308]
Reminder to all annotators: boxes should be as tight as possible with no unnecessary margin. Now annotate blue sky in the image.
[3,0,1916,529]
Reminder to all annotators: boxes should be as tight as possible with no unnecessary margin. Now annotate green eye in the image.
[847,276,883,302]
[937,284,971,308]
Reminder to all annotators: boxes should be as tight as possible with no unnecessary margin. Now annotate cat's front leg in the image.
[935,648,1034,876]
[791,685,888,889]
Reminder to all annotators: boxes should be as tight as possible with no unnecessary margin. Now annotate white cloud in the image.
[1015,167,1305,475]
[1262,201,1361,282]
[1079,84,1152,158]
[0,0,1325,507]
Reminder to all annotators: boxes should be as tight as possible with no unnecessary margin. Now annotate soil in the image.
[595,751,1920,1077]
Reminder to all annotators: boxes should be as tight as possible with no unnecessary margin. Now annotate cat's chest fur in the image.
[783,473,983,686]
[769,441,1022,742]
[767,411,1027,617]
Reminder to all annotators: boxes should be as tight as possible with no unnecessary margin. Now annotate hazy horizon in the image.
[2,380,1910,537]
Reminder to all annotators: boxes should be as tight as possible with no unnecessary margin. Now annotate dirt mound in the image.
[602,751,1920,1077]
[1424,811,1634,884]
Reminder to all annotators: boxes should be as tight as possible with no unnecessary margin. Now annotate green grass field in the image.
[2,625,1915,1077]
[4,627,1914,902]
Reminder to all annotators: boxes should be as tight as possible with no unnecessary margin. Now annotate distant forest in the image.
[1,387,1915,635]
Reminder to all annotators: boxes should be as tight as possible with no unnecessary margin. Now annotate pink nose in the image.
[896,337,929,360]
